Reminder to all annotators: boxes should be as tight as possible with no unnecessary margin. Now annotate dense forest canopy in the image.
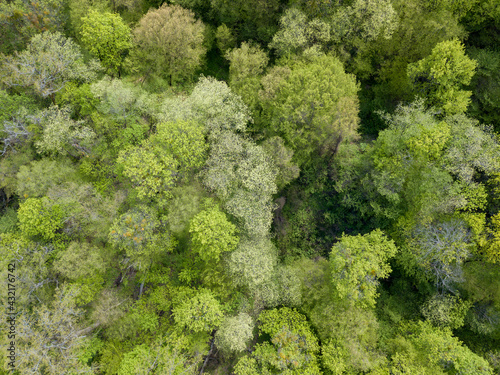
[1,0,500,373]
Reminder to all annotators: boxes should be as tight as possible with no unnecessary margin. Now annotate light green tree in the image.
[227,238,277,292]
[17,197,64,241]
[16,159,77,199]
[202,131,277,236]
[158,76,252,137]
[0,32,99,104]
[80,9,132,75]
[189,204,239,262]
[261,136,300,190]
[173,289,224,333]
[330,229,398,308]
[117,140,178,203]
[215,313,254,353]
[17,287,91,375]
[408,39,478,114]
[269,8,331,57]
[226,42,269,111]
[421,294,471,329]
[34,105,96,157]
[117,120,206,205]
[215,24,236,53]
[261,54,360,164]
[130,4,206,84]
[250,307,321,374]
[388,321,493,374]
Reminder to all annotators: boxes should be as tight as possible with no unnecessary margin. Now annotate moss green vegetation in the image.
[1,0,500,373]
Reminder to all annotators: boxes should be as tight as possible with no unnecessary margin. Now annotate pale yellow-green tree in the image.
[0,32,99,104]
[130,4,206,84]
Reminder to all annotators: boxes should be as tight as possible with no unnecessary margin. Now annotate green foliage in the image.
[166,185,205,236]
[403,218,474,293]
[468,48,500,129]
[53,241,106,281]
[215,313,254,353]
[17,286,90,375]
[226,42,268,110]
[408,39,478,115]
[130,4,206,83]
[118,338,201,375]
[117,119,206,205]
[158,76,252,136]
[155,120,207,176]
[227,238,277,292]
[388,321,494,374]
[261,54,360,164]
[215,24,236,53]
[209,0,280,42]
[17,197,64,241]
[108,205,174,268]
[335,101,500,226]
[202,131,277,236]
[189,204,238,262]
[253,307,321,373]
[0,0,67,55]
[0,89,37,126]
[1,31,100,102]
[55,82,99,119]
[16,159,77,199]
[330,229,397,308]
[261,136,300,190]
[421,294,471,329]
[117,139,177,203]
[80,9,132,74]
[269,8,331,57]
[34,105,96,157]
[173,289,224,333]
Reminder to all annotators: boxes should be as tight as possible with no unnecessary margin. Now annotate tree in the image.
[215,24,236,53]
[404,218,473,293]
[16,159,78,199]
[334,101,500,225]
[227,238,278,304]
[173,289,224,333]
[209,0,280,42]
[269,8,333,57]
[80,9,132,75]
[261,54,360,164]
[408,39,478,115]
[34,105,96,157]
[215,313,254,353]
[0,0,68,55]
[17,197,65,241]
[158,76,252,137]
[329,0,398,44]
[1,32,99,104]
[330,229,397,308]
[17,286,91,375]
[226,42,268,111]
[387,321,494,374]
[468,48,500,129]
[108,205,174,269]
[202,131,277,236]
[130,4,206,84]
[236,307,321,374]
[421,294,471,329]
[261,136,300,190]
[117,120,206,205]
[189,204,239,262]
